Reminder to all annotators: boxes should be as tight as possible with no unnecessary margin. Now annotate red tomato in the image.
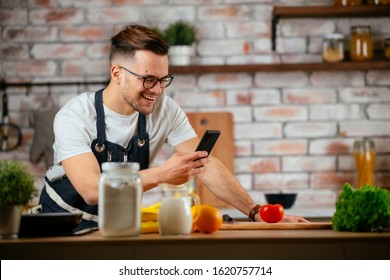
[260,204,284,223]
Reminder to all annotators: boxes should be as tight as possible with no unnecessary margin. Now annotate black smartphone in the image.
[195,130,221,157]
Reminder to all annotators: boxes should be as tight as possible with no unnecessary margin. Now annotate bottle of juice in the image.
[353,140,376,187]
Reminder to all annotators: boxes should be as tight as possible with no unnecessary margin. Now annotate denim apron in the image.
[39,89,149,233]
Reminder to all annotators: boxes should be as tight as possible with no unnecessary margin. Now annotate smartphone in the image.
[195,130,221,158]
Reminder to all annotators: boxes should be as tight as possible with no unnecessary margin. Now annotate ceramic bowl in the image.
[265,193,297,209]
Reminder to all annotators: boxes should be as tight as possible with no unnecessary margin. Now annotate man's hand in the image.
[156,151,211,186]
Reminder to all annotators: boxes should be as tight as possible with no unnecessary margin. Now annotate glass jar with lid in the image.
[349,26,374,61]
[323,33,345,63]
[333,0,362,5]
[385,38,390,60]
[98,162,142,237]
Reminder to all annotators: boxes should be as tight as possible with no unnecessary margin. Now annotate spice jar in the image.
[385,38,390,59]
[354,140,376,188]
[323,33,345,63]
[333,0,362,5]
[349,26,374,61]
[98,162,142,237]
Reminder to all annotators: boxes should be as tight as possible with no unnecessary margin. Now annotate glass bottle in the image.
[333,0,362,5]
[98,162,142,237]
[349,26,374,61]
[384,38,390,60]
[323,33,345,63]
[353,140,376,188]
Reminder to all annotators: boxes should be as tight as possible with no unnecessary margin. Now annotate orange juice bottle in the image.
[353,140,376,188]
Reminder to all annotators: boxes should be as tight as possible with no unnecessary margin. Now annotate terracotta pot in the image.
[0,205,22,239]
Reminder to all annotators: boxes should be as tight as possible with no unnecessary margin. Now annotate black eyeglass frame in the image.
[119,66,174,89]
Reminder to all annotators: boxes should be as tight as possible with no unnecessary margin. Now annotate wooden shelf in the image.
[169,60,390,74]
[271,5,390,50]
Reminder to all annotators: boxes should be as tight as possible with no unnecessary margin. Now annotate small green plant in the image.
[332,183,390,232]
[0,159,36,208]
[163,20,197,46]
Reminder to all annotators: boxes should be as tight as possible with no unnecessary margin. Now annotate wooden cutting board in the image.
[187,112,234,207]
[220,222,332,230]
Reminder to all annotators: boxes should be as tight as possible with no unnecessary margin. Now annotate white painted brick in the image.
[31,43,86,59]
[281,54,322,63]
[196,22,224,40]
[195,56,224,65]
[198,5,252,21]
[253,5,273,21]
[4,60,57,77]
[254,72,309,88]
[3,26,58,42]
[253,173,309,190]
[225,106,252,122]
[235,157,280,173]
[173,90,225,108]
[199,73,252,90]
[87,43,109,59]
[372,138,390,153]
[367,104,390,120]
[339,87,390,103]
[338,155,355,171]
[280,19,335,37]
[227,89,280,106]
[276,38,307,54]
[285,122,337,138]
[1,44,29,59]
[292,189,338,208]
[227,55,280,64]
[308,37,322,54]
[235,123,282,139]
[336,18,390,35]
[310,104,362,120]
[226,22,270,38]
[376,155,390,171]
[254,139,307,155]
[340,121,390,137]
[198,39,250,56]
[253,38,273,53]
[311,71,365,87]
[254,105,308,121]
[167,74,197,91]
[283,88,337,104]
[30,9,84,25]
[143,6,195,23]
[283,156,336,172]
[367,71,390,86]
[235,140,252,156]
[309,138,355,155]
[310,172,354,189]
[0,9,28,24]
[235,174,252,191]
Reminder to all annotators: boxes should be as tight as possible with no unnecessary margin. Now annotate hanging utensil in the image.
[0,91,22,151]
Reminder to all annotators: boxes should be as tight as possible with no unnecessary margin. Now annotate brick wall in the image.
[1,0,390,208]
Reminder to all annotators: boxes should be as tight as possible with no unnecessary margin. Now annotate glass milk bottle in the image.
[98,162,142,237]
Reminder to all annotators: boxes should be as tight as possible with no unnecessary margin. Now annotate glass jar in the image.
[98,162,142,237]
[349,26,374,61]
[385,38,390,59]
[354,140,376,188]
[366,0,390,5]
[323,33,345,63]
[333,0,362,5]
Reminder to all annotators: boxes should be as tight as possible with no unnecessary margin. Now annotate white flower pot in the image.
[169,45,194,66]
[0,205,22,239]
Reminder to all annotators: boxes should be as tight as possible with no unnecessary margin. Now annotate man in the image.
[39,24,307,231]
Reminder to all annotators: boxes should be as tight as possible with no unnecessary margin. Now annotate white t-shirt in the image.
[46,91,196,180]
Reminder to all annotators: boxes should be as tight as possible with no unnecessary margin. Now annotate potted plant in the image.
[163,20,197,65]
[0,159,36,239]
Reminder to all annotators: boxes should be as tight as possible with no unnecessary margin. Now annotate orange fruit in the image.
[192,204,223,234]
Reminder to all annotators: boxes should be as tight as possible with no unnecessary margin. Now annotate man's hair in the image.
[110,24,169,63]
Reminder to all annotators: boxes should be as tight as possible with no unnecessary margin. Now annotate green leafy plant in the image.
[332,183,390,232]
[0,159,36,208]
[163,20,197,46]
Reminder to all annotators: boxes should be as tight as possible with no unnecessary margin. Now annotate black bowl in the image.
[265,193,297,209]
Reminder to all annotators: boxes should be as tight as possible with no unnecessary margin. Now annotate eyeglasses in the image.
[120,66,174,89]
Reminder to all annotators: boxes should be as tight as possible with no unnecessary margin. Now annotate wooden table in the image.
[1,229,389,260]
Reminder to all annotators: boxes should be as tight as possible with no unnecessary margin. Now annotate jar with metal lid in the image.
[349,26,374,61]
[98,162,142,237]
[385,38,390,59]
[323,33,345,63]
[333,0,362,5]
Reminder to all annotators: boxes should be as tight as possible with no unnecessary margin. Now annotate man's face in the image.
[119,50,169,115]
